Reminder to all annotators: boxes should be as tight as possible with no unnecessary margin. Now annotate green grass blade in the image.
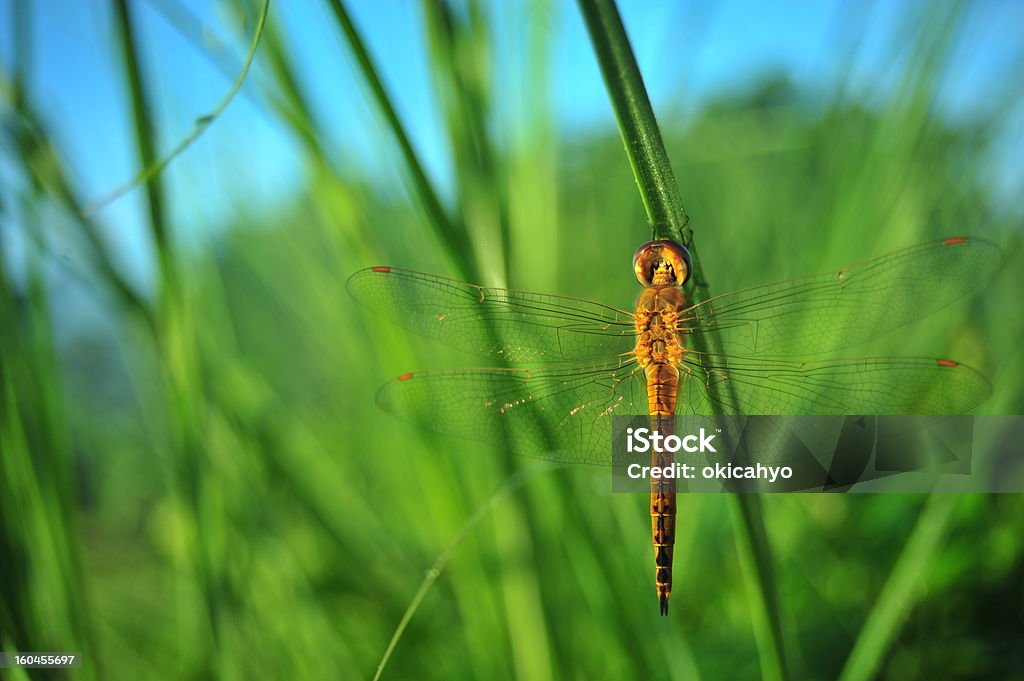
[838,494,960,681]
[112,0,173,278]
[324,0,480,281]
[111,0,226,675]
[12,103,155,327]
[730,496,791,681]
[421,0,511,284]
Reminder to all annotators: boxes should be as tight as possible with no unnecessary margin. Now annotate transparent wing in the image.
[683,353,991,415]
[376,356,646,464]
[683,237,1001,357]
[377,354,989,464]
[347,267,635,362]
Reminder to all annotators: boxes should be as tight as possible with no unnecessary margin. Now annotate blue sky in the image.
[2,0,1022,284]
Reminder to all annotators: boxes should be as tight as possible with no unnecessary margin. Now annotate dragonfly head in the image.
[633,240,692,287]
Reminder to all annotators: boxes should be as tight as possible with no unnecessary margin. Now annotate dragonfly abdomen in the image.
[650,451,676,617]
[646,365,679,616]
[635,285,688,616]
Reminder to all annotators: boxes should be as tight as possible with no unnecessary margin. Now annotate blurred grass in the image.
[2,1,1023,680]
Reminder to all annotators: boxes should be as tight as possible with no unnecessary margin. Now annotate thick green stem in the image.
[578,1,790,679]
[576,0,688,242]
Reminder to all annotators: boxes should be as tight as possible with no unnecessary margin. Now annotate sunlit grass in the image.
[1,1,1022,680]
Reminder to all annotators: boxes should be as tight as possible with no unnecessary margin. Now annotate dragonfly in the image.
[348,236,1000,615]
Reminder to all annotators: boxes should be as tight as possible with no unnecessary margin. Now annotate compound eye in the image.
[633,240,692,286]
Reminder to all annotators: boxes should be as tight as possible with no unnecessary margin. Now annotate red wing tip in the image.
[397,372,415,381]
[371,266,392,273]
[942,236,968,246]
[937,359,959,368]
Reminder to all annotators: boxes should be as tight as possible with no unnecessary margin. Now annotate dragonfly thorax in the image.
[634,286,687,370]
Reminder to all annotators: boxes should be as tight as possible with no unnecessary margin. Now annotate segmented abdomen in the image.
[634,284,687,615]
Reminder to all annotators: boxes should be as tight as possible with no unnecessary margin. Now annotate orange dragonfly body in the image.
[348,236,999,614]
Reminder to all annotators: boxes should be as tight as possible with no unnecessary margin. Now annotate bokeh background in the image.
[2,1,1023,679]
